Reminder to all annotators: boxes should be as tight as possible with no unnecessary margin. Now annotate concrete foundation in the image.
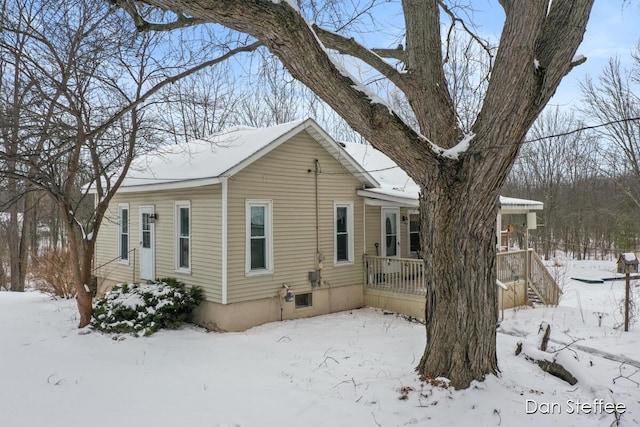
[193,283,364,332]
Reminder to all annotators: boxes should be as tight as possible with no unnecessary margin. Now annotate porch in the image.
[363,249,561,320]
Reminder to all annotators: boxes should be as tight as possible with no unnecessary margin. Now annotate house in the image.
[93,118,553,331]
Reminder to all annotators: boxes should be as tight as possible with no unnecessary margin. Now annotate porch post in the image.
[496,210,502,251]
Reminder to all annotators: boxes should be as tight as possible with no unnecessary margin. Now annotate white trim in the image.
[362,199,366,257]
[496,212,502,251]
[117,203,130,265]
[221,179,228,305]
[174,200,192,274]
[406,209,420,257]
[381,207,401,258]
[358,189,419,207]
[245,199,274,276]
[89,177,223,194]
[139,205,155,280]
[334,201,354,266]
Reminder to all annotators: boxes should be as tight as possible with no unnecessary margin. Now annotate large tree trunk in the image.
[416,173,500,388]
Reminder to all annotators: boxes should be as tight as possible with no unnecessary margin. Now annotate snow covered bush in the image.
[91,278,203,336]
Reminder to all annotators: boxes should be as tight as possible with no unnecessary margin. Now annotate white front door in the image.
[382,207,401,258]
[139,206,155,281]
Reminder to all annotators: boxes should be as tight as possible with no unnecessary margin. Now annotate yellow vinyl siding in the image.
[226,131,364,303]
[364,205,381,256]
[95,185,223,302]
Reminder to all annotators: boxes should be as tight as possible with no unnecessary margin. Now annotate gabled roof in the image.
[108,118,378,193]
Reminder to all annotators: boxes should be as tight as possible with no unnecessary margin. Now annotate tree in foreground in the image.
[114,0,595,389]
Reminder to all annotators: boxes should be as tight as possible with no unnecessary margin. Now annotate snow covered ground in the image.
[1,259,639,427]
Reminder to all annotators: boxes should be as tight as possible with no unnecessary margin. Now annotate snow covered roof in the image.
[621,252,637,262]
[344,141,543,211]
[343,142,420,203]
[498,196,544,213]
[95,117,543,213]
[98,118,377,193]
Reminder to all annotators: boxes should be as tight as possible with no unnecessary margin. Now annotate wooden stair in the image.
[527,251,562,305]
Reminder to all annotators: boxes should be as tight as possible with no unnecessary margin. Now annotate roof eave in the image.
[357,189,419,207]
[94,177,223,194]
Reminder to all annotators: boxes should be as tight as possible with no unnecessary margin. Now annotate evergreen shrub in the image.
[92,278,203,336]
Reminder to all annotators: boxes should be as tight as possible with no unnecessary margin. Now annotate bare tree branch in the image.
[109,0,206,31]
[312,24,407,91]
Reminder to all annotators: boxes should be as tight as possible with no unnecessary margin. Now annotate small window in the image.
[295,292,312,308]
[246,200,273,274]
[334,201,354,265]
[176,201,190,270]
[118,204,129,262]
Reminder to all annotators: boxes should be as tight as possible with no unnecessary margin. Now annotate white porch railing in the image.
[365,250,561,305]
[364,255,426,296]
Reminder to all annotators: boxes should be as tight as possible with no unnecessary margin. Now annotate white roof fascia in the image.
[111,177,222,193]
[358,189,419,207]
[498,197,544,215]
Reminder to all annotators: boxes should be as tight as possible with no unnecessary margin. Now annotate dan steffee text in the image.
[526,399,626,415]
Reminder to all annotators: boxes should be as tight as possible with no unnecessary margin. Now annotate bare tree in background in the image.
[0,0,39,292]
[156,61,240,144]
[581,56,640,208]
[114,0,595,389]
[0,0,259,326]
[508,108,588,259]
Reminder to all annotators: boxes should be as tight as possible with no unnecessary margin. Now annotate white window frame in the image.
[117,203,129,264]
[334,201,354,265]
[245,200,273,276]
[175,201,191,273]
[407,209,421,257]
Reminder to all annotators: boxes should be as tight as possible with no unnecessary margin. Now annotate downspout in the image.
[221,178,228,305]
[315,159,323,277]
[315,159,320,262]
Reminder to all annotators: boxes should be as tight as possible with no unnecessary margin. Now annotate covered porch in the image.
[362,249,561,320]
[343,142,560,320]
[357,190,560,321]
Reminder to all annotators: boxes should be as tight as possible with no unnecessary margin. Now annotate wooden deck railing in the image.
[364,250,562,306]
[496,249,562,305]
[529,250,562,305]
[363,255,426,296]
[496,250,527,284]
